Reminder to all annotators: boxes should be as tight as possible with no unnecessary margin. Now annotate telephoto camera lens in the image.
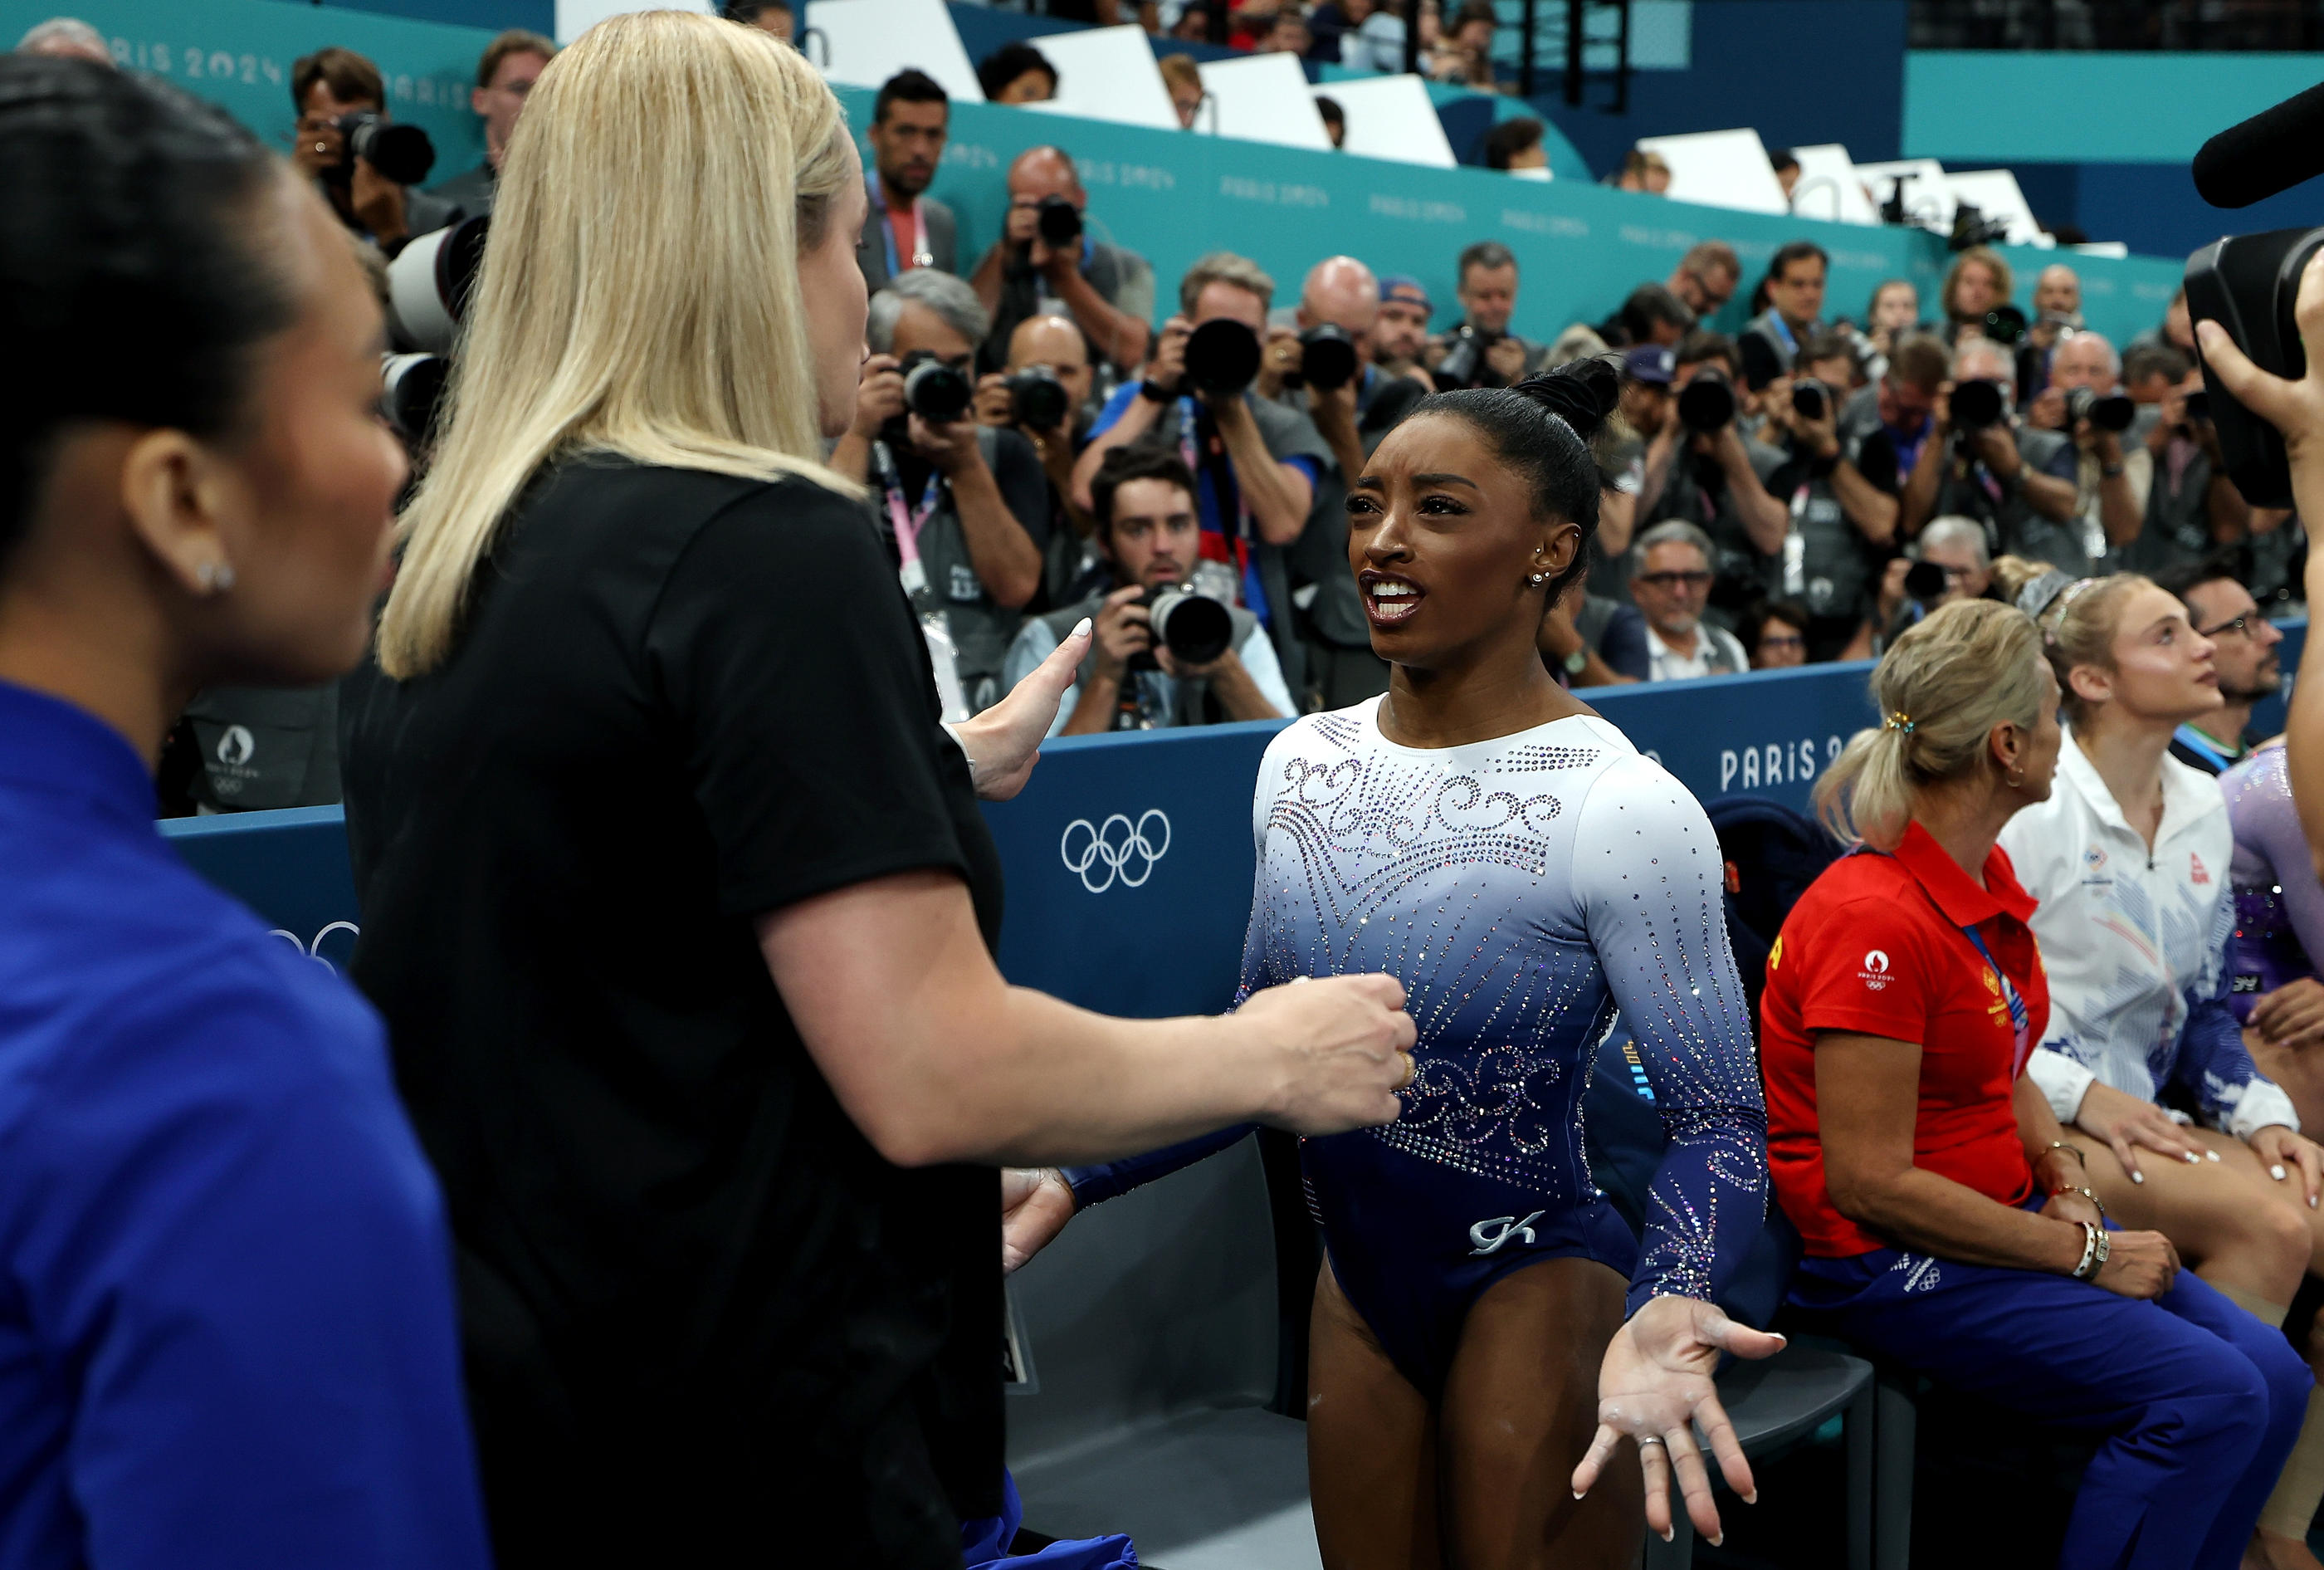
[2064,385,2137,433]
[1183,318,1262,398]
[1036,194,1083,249]
[1980,304,2029,346]
[380,352,450,445]
[1791,377,1831,421]
[1004,366,1072,429]
[1145,584,1234,665]
[1677,366,1736,433]
[899,351,974,423]
[1431,325,1494,389]
[1298,325,1360,392]
[1948,379,2005,430]
[1902,558,1951,604]
[385,213,490,354]
[334,111,436,188]
[2185,388,2212,423]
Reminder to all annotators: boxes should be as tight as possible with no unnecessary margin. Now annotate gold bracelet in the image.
[2051,1183,2106,1218]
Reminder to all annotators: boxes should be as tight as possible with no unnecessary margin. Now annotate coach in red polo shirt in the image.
[1765,598,2308,1570]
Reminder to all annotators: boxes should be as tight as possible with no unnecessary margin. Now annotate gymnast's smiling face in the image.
[1345,410,1580,673]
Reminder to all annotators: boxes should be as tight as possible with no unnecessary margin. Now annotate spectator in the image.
[2118,364,2264,575]
[1159,52,1205,128]
[975,313,1101,598]
[1484,115,1550,178]
[1597,281,1692,350]
[1765,599,2307,1570]
[1428,0,1498,89]
[1539,580,1649,686]
[16,16,107,62]
[2156,556,2285,775]
[977,42,1057,104]
[1769,147,1800,203]
[1762,328,1898,660]
[1170,3,1214,41]
[855,70,957,293]
[1316,93,1345,147]
[1306,0,1348,59]
[2000,569,2324,1565]
[830,269,1052,713]
[1228,0,1281,50]
[1072,251,1337,694]
[1630,521,1749,679]
[2124,340,2194,408]
[723,0,793,41]
[1864,278,1920,359]
[1611,149,1672,193]
[1940,243,2013,345]
[0,53,495,1570]
[290,47,455,254]
[1257,8,1313,54]
[1738,239,1827,390]
[1741,598,1810,668]
[1369,273,1434,382]
[1636,331,1788,614]
[1666,240,1740,321]
[1431,239,1542,388]
[971,144,1154,375]
[1009,445,1294,734]
[1335,0,1409,70]
[1899,335,2088,575]
[2019,262,2084,400]
[426,29,552,223]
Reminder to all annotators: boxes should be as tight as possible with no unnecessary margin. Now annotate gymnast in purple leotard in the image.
[2224,743,2324,1131]
[1012,359,1775,1568]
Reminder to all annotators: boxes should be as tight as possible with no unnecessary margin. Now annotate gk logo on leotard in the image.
[1468,1211,1545,1255]
[1059,810,1172,893]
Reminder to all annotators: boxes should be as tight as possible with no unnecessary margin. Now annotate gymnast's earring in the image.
[196,560,237,595]
[1527,571,1549,587]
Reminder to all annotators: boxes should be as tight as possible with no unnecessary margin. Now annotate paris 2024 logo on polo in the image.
[1059,810,1171,893]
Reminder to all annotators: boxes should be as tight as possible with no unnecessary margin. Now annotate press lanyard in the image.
[2172,723,2240,775]
[871,440,944,584]
[1784,483,1811,596]
[1765,313,1800,360]
[1177,396,1253,581]
[873,174,930,277]
[1960,922,2032,1077]
[870,440,969,721]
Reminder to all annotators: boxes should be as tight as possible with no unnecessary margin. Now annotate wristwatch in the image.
[2070,1220,2112,1281]
[2100,460,2126,478]
[1137,379,1174,404]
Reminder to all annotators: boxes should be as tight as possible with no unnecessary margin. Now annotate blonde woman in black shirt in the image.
[344,14,1415,1568]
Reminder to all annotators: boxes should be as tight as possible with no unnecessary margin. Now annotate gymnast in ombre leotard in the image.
[1009,359,1775,1568]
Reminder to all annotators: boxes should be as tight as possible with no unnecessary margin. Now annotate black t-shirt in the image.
[339,458,1004,1568]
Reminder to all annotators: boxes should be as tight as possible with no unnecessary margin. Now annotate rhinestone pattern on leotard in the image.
[1237,699,1768,1308]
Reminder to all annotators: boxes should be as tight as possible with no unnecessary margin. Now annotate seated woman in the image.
[1993,563,2324,1569]
[2225,741,2324,1131]
[1763,596,2309,1570]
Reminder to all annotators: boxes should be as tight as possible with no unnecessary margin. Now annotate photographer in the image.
[1938,245,2013,346]
[425,30,552,223]
[855,71,957,292]
[1872,515,1990,649]
[1897,335,2087,571]
[1368,273,1436,384]
[2017,262,2083,400]
[1259,255,1407,486]
[1636,331,1789,616]
[1666,240,1740,321]
[1008,445,1293,735]
[289,48,452,255]
[1430,240,1545,389]
[1071,252,1335,680]
[1738,240,1828,392]
[1594,280,1693,350]
[830,269,1050,714]
[2021,329,2141,565]
[1760,329,1898,660]
[975,314,1099,595]
[970,144,1153,375]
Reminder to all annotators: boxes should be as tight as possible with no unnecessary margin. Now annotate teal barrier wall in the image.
[1905,51,2324,166]
[0,0,497,177]
[844,85,2186,347]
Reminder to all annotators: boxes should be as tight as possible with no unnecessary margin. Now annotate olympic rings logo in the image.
[1059,810,1173,893]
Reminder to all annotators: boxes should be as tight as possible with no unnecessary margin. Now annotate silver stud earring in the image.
[198,560,236,594]
[1528,570,1549,587]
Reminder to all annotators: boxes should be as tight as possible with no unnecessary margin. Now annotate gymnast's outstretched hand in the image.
[948,619,1094,801]
[1570,1294,1785,1547]
[1001,1166,1076,1274]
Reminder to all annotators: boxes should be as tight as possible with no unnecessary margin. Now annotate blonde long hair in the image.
[1814,598,2047,850]
[378,10,858,677]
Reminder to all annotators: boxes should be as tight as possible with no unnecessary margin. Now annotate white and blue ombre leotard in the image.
[1066,698,1769,1395]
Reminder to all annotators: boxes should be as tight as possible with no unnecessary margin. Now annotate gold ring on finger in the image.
[1398,1051,1417,1090]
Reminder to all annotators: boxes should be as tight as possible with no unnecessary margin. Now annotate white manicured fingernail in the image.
[1572,1490,1585,1500]
[2274,1164,2288,1180]
[1071,618,1092,639]
[2186,1152,2202,1163]
[2133,1171,2146,1184]
[1745,1490,1760,1505]
[1711,1533,1725,1548]
[1661,1528,1674,1543]
[2207,1150,2221,1162]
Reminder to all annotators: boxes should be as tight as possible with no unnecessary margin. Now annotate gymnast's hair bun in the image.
[1511,357,1618,444]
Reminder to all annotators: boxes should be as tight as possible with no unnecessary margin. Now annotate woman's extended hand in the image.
[2072,1078,2205,1180]
[1570,1295,1786,1547]
[2196,247,2324,481]
[949,620,1093,800]
[2248,1124,2324,1209]
[1234,974,1416,1134]
[1000,1167,1077,1274]
[2092,1228,2180,1299]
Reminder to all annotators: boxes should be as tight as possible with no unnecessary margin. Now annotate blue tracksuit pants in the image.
[1793,1241,2312,1570]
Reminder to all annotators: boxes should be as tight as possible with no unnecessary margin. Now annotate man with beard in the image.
[855,70,957,293]
[2157,559,2287,776]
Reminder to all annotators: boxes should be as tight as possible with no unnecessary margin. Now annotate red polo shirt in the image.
[1760,821,2050,1257]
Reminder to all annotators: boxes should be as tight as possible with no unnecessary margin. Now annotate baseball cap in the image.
[1379,274,1432,311]
[1623,344,1676,385]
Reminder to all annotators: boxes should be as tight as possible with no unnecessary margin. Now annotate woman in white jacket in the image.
[1996,558,2324,1570]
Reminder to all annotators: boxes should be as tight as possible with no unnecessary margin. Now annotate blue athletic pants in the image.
[1793,1242,2312,1570]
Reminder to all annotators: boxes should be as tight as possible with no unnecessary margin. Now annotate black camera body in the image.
[1677,366,1736,433]
[1036,194,1083,250]
[1948,378,2006,431]
[2064,384,2137,433]
[1432,322,1502,390]
[1183,318,1261,399]
[1902,558,1952,604]
[2186,227,2324,508]
[1003,366,1072,430]
[898,350,974,423]
[1295,325,1360,393]
[1126,583,1234,672]
[332,111,435,188]
[1791,377,1832,422]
